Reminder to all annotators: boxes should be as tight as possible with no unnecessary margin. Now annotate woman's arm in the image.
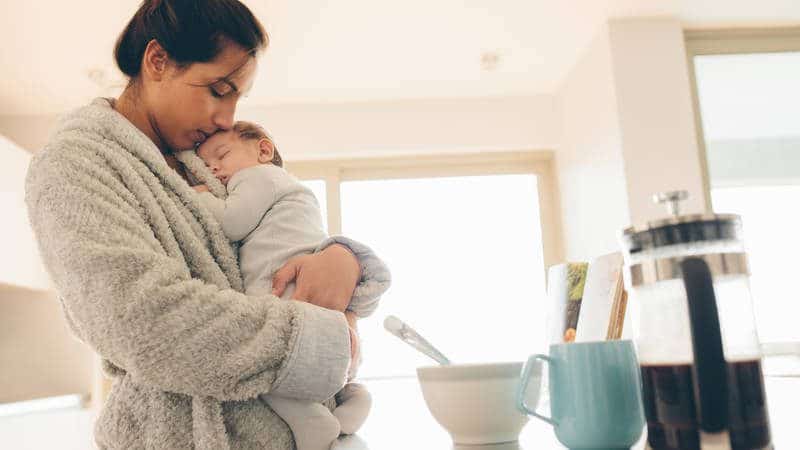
[272,237,391,317]
[25,150,350,403]
[322,236,392,318]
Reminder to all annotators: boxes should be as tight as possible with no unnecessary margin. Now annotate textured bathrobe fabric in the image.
[24,98,390,449]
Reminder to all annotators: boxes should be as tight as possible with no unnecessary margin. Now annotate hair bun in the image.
[114,0,268,79]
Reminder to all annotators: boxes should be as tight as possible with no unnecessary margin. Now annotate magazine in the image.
[546,253,630,345]
[546,262,588,344]
[574,252,626,342]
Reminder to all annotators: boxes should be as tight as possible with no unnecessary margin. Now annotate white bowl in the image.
[417,361,541,445]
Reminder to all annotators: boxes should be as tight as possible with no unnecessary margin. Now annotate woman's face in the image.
[144,41,258,152]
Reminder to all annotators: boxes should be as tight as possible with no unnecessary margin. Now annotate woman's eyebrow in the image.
[194,77,237,91]
[187,77,238,91]
[215,56,253,91]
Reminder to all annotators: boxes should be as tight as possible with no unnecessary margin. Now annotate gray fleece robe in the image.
[24,98,390,450]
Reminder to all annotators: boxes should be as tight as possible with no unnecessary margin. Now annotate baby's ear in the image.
[257,138,275,163]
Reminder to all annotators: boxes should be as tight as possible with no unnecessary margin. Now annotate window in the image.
[290,152,560,378]
[711,186,800,344]
[298,179,328,232]
[688,29,800,345]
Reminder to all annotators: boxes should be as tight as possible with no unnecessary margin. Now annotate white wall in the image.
[0,115,59,154]
[608,17,708,223]
[237,95,560,159]
[1,134,51,290]
[1,95,561,158]
[554,23,631,261]
[0,284,94,403]
[553,17,710,261]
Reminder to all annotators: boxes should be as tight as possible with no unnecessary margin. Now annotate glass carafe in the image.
[620,191,771,450]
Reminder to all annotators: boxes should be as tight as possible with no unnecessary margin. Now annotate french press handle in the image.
[681,258,730,446]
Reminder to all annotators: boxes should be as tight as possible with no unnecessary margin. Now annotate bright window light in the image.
[695,51,800,344]
[712,186,800,343]
[340,174,546,378]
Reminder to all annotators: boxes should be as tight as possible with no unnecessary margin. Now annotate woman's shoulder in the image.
[34,98,135,172]
[28,99,123,190]
[45,98,117,145]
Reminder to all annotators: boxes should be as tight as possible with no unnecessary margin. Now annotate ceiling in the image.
[1,0,800,115]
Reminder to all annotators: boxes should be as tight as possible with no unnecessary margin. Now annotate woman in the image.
[24,1,389,449]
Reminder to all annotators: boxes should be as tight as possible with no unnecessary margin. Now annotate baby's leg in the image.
[333,383,372,435]
[263,395,341,450]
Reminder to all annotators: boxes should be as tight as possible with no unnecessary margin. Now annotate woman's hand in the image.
[192,184,210,193]
[272,244,360,312]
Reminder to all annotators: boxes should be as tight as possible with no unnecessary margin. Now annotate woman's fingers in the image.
[291,273,311,302]
[271,256,302,297]
[271,245,359,312]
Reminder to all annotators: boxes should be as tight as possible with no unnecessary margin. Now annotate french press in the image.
[619,191,771,450]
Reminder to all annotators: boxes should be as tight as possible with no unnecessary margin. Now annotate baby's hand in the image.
[192,184,210,193]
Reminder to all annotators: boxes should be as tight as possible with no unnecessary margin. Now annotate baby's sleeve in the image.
[221,167,277,242]
[315,236,391,318]
[197,191,226,224]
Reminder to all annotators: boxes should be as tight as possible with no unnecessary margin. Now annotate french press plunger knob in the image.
[653,190,689,217]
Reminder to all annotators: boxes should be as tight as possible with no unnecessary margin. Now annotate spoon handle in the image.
[384,315,451,365]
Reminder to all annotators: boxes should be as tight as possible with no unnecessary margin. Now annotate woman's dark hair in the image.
[114,0,268,78]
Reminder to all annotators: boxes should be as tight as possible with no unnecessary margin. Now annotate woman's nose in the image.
[212,99,236,130]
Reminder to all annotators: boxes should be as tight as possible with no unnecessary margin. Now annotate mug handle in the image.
[517,354,555,425]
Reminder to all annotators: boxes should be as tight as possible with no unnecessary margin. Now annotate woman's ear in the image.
[142,39,169,82]
[257,138,275,163]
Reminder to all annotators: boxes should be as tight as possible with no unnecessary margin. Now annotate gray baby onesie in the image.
[197,163,373,450]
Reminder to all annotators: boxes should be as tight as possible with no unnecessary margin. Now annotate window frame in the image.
[685,26,800,210]
[286,150,564,279]
[685,27,800,353]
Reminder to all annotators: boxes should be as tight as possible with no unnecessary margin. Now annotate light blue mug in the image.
[517,340,645,449]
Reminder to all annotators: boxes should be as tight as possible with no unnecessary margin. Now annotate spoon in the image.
[384,315,451,365]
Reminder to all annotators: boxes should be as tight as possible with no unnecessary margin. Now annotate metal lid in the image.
[627,252,749,287]
[621,191,743,254]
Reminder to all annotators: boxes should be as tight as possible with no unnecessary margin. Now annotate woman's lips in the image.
[191,130,208,144]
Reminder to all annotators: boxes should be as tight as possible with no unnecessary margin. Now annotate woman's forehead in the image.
[191,46,257,87]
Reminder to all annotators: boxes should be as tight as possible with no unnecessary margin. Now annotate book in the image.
[546,262,589,345]
[575,252,628,342]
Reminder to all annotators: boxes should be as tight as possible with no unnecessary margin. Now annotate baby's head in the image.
[196,121,283,185]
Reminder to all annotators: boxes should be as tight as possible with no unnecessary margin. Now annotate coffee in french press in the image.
[620,191,772,450]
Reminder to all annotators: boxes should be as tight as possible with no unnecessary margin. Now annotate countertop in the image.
[333,374,800,450]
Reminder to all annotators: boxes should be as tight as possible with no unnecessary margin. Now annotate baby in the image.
[191,122,372,450]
